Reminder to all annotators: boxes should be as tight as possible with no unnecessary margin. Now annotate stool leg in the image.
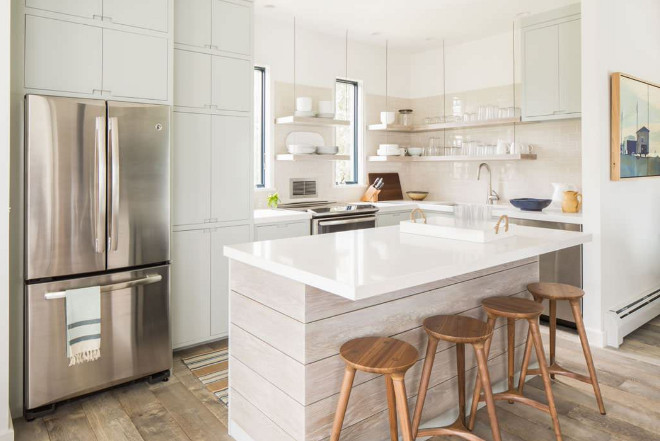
[412,335,438,438]
[330,366,356,441]
[385,375,398,441]
[517,326,534,395]
[457,343,466,426]
[473,342,502,441]
[392,373,414,441]
[570,299,606,415]
[507,318,515,399]
[529,319,563,441]
[468,315,496,430]
[549,300,557,379]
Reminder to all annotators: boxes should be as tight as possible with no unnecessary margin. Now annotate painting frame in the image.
[611,72,660,180]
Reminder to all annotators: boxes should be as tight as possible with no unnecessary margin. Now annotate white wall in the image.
[254,14,411,97]
[410,30,522,98]
[581,0,660,346]
[1,0,14,437]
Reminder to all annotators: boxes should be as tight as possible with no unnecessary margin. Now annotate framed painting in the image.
[611,72,660,180]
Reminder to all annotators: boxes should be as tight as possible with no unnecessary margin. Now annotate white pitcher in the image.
[551,183,577,208]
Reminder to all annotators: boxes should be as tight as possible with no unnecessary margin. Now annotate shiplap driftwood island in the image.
[223,225,591,441]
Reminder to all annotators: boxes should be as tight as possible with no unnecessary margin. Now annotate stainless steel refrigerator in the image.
[24,95,171,418]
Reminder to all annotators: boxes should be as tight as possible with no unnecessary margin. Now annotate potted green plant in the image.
[267,192,281,209]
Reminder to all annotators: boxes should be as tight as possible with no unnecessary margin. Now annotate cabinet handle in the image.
[92,14,103,20]
[210,45,219,50]
[553,110,567,114]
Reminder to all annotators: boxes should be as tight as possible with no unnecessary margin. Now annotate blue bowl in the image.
[510,198,552,212]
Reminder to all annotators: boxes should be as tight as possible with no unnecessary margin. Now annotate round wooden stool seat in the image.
[482,296,544,319]
[423,315,492,344]
[527,282,584,300]
[340,337,418,375]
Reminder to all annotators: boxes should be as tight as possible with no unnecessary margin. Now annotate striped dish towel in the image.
[65,286,102,366]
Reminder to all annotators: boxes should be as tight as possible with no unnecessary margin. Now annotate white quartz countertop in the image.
[254,208,311,225]
[351,201,583,224]
[224,225,591,301]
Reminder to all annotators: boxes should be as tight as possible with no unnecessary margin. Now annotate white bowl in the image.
[408,147,424,156]
[296,97,313,112]
[380,111,396,125]
[287,145,317,154]
[317,146,339,155]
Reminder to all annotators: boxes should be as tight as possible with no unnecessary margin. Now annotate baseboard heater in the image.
[606,287,660,347]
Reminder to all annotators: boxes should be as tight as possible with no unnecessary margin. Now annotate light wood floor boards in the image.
[13,316,660,441]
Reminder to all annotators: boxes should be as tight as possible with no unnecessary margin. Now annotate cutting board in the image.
[368,173,403,201]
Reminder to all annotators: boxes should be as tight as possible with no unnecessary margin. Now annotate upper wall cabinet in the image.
[26,0,168,32]
[103,29,168,101]
[174,0,252,56]
[103,0,169,32]
[211,0,251,55]
[521,5,581,121]
[25,15,103,94]
[211,56,251,111]
[25,16,168,101]
[25,0,102,19]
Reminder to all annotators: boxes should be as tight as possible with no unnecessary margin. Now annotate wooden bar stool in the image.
[468,297,564,441]
[518,283,606,415]
[412,315,502,441]
[330,337,418,441]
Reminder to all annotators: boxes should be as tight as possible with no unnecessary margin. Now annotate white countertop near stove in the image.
[224,224,591,300]
[253,208,312,225]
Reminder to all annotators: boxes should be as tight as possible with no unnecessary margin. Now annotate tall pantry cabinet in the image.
[171,0,254,348]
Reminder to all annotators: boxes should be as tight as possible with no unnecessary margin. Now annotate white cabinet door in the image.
[376,211,410,227]
[558,19,581,115]
[24,16,102,94]
[172,229,211,347]
[174,49,211,109]
[523,25,559,119]
[103,29,168,101]
[211,0,251,55]
[173,113,211,225]
[255,222,310,241]
[211,115,251,222]
[174,0,211,48]
[103,0,169,32]
[211,56,251,111]
[210,224,250,337]
[26,0,102,19]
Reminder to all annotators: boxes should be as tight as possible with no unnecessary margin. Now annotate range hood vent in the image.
[290,178,317,198]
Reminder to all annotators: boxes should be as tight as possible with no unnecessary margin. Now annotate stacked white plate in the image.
[317,113,335,119]
[294,110,317,117]
[287,145,317,154]
[316,146,339,155]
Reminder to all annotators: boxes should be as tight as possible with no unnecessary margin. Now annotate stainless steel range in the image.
[278,201,379,234]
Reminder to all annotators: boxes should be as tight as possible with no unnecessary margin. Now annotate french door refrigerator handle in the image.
[94,116,106,254]
[43,274,163,300]
[108,117,120,251]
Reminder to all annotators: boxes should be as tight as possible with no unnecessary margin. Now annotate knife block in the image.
[360,185,381,202]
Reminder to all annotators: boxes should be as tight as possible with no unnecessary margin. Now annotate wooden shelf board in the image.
[276,154,351,161]
[275,116,350,127]
[367,117,523,133]
[367,154,537,162]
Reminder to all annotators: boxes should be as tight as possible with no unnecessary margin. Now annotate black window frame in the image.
[254,65,267,188]
[336,78,359,185]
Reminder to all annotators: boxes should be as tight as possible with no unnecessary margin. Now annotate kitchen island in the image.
[223,225,591,441]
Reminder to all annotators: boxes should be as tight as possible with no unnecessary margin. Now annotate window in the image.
[254,66,266,188]
[335,79,359,185]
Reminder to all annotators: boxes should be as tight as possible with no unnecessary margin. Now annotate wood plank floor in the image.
[13,317,660,441]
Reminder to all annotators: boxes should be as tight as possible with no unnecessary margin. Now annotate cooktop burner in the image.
[309,204,377,215]
[278,201,379,218]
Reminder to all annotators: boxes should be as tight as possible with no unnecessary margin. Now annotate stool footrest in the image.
[477,389,551,414]
[417,418,483,441]
[526,362,593,384]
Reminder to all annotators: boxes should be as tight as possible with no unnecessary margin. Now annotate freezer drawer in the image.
[25,265,171,411]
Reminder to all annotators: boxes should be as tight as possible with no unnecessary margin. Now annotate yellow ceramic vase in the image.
[562,191,582,213]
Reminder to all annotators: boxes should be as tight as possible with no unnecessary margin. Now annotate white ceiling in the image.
[254,0,580,50]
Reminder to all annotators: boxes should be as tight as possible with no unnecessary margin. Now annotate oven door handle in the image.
[318,216,376,227]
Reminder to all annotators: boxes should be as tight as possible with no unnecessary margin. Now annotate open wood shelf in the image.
[275,116,350,127]
[367,154,537,162]
[276,154,351,162]
[367,117,522,133]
